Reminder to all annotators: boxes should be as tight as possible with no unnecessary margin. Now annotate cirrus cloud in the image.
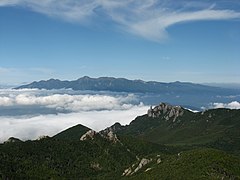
[0,0,240,41]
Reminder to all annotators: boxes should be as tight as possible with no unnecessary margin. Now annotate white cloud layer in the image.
[0,0,239,41]
[0,106,148,143]
[0,89,139,111]
[212,101,240,109]
[0,89,148,142]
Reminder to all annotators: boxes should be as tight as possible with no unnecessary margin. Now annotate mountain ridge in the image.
[103,103,240,155]
[15,76,234,94]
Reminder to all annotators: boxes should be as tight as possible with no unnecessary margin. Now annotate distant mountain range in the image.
[14,76,235,94]
[15,77,240,109]
[1,103,240,179]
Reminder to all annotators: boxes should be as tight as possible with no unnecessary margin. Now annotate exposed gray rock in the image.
[122,167,132,176]
[133,158,152,173]
[80,130,97,141]
[122,158,152,176]
[100,122,123,135]
[147,103,184,122]
[106,131,119,143]
[157,158,162,164]
[145,168,152,172]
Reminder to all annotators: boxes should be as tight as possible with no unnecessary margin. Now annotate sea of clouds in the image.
[0,89,148,142]
[0,88,240,143]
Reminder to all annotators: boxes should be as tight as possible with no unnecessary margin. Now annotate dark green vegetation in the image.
[113,106,240,156]
[0,128,140,179]
[129,149,240,180]
[53,124,90,141]
[1,103,240,179]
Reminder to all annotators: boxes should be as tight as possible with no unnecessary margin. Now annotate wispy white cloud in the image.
[0,0,239,41]
[212,101,240,109]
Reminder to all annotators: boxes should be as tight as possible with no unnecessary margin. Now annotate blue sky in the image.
[0,0,240,84]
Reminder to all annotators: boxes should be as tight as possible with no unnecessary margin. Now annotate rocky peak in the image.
[4,137,22,143]
[99,127,121,143]
[147,103,184,122]
[100,122,123,135]
[80,128,120,143]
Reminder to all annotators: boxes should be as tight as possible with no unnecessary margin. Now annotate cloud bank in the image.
[0,89,147,142]
[0,0,240,41]
[0,106,148,143]
[212,101,240,109]
[0,89,140,112]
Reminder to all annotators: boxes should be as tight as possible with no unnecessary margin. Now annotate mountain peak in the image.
[147,103,184,122]
[4,137,22,143]
[53,124,90,141]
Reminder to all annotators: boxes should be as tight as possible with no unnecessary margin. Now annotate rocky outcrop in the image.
[100,124,122,143]
[157,158,162,164]
[147,103,184,122]
[122,167,132,176]
[122,158,152,176]
[4,137,22,143]
[37,135,50,140]
[80,129,120,144]
[90,162,102,171]
[80,130,97,141]
[100,122,123,135]
[105,131,120,143]
[134,158,152,173]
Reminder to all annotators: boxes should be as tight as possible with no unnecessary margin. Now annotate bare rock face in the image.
[122,167,132,176]
[80,130,97,141]
[147,103,184,122]
[133,158,152,173]
[100,122,123,135]
[80,128,121,143]
[100,124,121,143]
[106,131,119,143]
[122,158,152,176]
[157,158,162,164]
